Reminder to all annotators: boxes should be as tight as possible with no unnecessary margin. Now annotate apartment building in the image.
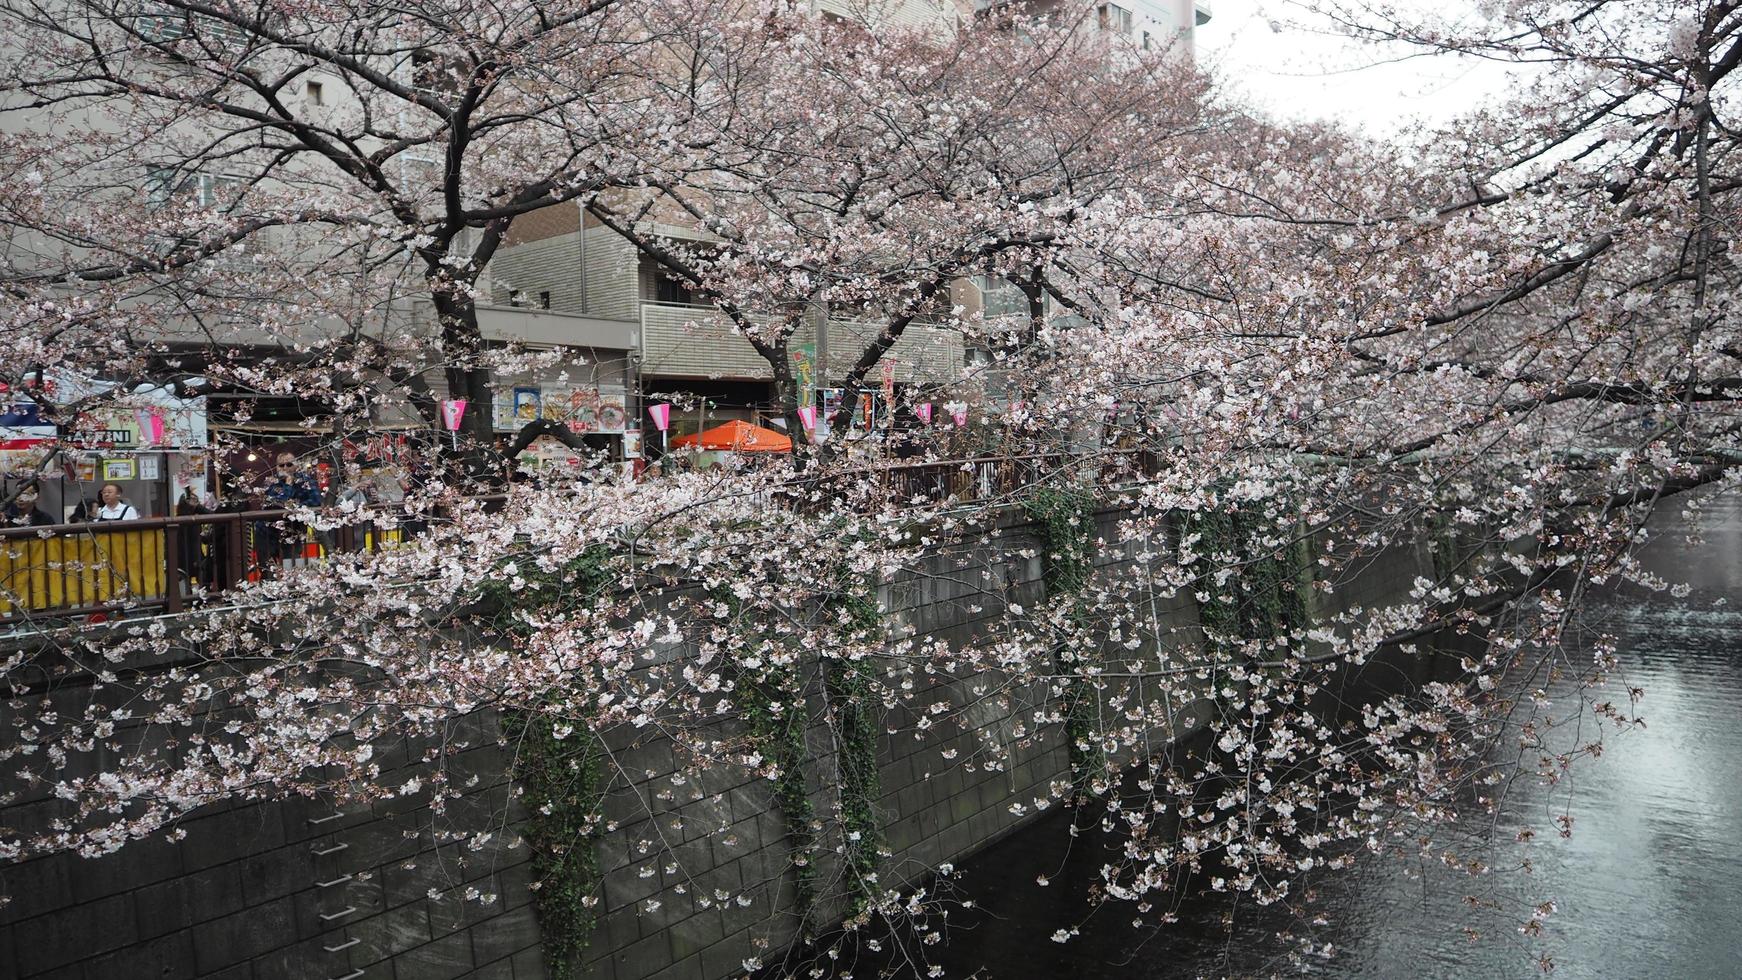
[488,205,967,438]
[487,0,1210,440]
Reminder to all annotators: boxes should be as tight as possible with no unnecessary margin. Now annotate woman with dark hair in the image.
[2,484,55,526]
[175,486,209,589]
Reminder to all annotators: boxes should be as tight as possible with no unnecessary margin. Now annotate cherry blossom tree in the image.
[0,0,698,461]
[1,0,1738,976]
[584,12,1213,445]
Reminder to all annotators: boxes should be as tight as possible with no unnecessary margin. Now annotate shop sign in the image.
[2,397,206,449]
[498,385,628,434]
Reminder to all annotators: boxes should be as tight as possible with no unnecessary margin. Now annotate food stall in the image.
[1,379,208,521]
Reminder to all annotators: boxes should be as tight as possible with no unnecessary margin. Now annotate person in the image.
[333,463,370,513]
[316,463,370,554]
[174,486,209,588]
[260,452,322,567]
[93,483,139,522]
[2,484,55,527]
[265,453,323,509]
[206,477,249,592]
[176,486,208,517]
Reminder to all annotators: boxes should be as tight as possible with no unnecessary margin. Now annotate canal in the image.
[929,496,1742,978]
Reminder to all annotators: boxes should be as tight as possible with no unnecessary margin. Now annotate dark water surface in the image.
[932,497,1742,979]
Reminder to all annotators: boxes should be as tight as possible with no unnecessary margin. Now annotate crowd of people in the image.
[0,450,425,595]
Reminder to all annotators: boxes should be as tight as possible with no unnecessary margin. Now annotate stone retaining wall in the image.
[0,507,1434,980]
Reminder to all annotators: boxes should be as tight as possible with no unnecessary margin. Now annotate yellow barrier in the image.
[0,528,168,616]
[0,520,409,617]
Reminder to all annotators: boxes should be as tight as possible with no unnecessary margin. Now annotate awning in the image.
[670,420,792,453]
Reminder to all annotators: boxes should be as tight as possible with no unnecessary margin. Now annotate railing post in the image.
[164,522,183,614]
[227,514,246,590]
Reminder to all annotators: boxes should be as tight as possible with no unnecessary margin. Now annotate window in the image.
[537,291,552,310]
[305,80,323,106]
[654,275,694,306]
[136,5,249,47]
[509,290,526,308]
[145,168,244,209]
[979,275,1027,319]
[1097,3,1132,34]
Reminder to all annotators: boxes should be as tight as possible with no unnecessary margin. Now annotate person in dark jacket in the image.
[174,486,209,588]
[259,452,322,568]
[2,484,55,527]
[205,478,250,592]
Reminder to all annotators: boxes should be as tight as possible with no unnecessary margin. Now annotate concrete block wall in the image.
[0,507,1438,980]
[0,707,545,980]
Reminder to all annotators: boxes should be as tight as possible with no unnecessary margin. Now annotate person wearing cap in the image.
[260,452,323,569]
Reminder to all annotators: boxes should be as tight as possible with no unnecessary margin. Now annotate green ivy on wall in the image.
[486,547,615,978]
[1024,485,1105,802]
[1186,503,1312,654]
[708,583,824,925]
[733,657,822,922]
[822,583,886,914]
[504,710,607,979]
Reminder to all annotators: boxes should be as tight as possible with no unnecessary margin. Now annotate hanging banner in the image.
[136,409,167,446]
[792,344,817,408]
[818,389,840,442]
[440,399,468,431]
[648,402,671,432]
[916,402,933,424]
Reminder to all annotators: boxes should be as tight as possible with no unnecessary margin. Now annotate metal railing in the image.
[0,451,1159,622]
[0,509,410,623]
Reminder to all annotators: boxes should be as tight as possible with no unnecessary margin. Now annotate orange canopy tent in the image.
[669,419,792,453]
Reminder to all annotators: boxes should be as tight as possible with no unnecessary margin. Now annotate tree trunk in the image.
[431,286,500,483]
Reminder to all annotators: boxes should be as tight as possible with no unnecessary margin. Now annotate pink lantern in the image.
[440,399,468,431]
[648,403,671,432]
[916,402,933,423]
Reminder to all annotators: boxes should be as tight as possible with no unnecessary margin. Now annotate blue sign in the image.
[0,402,46,427]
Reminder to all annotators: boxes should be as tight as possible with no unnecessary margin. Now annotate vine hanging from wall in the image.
[1024,485,1105,802]
[711,583,824,927]
[821,577,887,915]
[484,547,616,978]
[1186,501,1313,655]
[504,710,608,979]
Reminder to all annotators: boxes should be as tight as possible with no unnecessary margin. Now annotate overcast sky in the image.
[1193,1,1523,137]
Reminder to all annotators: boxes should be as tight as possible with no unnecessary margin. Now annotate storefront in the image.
[1,382,209,522]
[490,345,639,476]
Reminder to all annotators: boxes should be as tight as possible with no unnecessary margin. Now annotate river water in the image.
[931,496,1742,979]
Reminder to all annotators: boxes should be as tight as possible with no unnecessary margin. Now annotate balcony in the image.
[638,303,964,384]
[475,303,638,351]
